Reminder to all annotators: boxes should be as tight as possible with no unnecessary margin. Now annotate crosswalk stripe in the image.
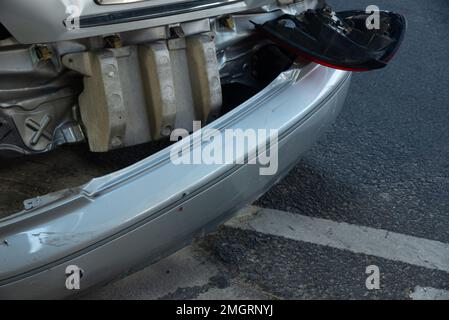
[226,206,449,273]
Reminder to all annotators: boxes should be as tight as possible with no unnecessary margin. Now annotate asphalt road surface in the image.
[83,0,449,300]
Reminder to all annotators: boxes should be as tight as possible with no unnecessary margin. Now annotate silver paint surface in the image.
[0,64,351,299]
[0,0,276,43]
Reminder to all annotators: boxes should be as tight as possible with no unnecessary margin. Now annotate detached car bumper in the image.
[0,64,351,299]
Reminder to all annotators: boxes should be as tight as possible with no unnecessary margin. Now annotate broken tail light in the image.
[253,7,407,72]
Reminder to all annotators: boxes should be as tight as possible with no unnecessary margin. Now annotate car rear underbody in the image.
[0,1,313,219]
[0,0,405,299]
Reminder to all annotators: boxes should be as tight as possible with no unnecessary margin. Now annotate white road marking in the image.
[86,205,449,299]
[410,286,449,300]
[226,206,449,273]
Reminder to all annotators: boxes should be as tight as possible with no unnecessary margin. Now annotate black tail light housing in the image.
[253,7,407,72]
[0,24,11,41]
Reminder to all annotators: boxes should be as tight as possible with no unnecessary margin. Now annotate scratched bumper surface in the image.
[0,64,351,299]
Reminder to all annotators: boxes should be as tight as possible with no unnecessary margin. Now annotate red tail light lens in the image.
[254,8,407,72]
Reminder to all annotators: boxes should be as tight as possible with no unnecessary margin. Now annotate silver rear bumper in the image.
[0,64,351,299]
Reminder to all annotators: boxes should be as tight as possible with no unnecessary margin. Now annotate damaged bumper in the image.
[0,64,351,299]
